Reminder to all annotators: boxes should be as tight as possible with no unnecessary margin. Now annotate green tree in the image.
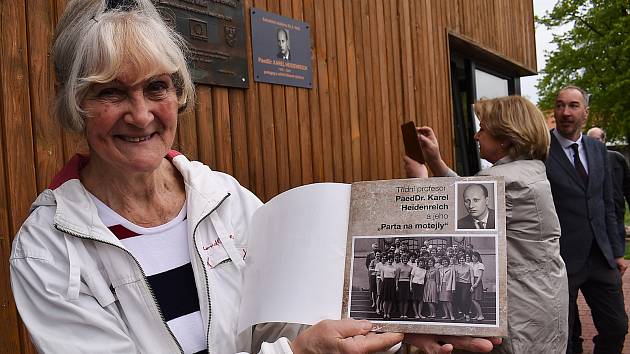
[537,0,630,143]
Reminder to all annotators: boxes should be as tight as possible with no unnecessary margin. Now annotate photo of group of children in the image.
[349,236,497,326]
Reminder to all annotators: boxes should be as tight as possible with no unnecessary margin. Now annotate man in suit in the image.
[457,184,495,229]
[568,127,630,352]
[365,242,379,270]
[276,28,291,61]
[587,127,630,241]
[546,86,628,354]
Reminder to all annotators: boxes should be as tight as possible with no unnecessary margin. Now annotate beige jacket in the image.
[450,157,568,354]
[480,157,568,354]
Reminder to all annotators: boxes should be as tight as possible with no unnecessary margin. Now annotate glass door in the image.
[472,67,509,170]
[449,53,519,175]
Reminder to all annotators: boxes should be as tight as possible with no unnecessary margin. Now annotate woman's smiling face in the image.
[81,70,179,174]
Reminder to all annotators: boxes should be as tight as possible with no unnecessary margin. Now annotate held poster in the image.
[342,177,507,337]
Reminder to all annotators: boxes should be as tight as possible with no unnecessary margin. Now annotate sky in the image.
[520,0,573,104]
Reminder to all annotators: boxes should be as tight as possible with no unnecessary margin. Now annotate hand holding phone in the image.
[401,121,425,164]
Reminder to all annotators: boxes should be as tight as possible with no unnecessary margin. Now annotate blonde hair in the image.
[473,96,550,161]
[53,0,194,132]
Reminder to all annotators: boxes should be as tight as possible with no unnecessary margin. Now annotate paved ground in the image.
[576,263,630,353]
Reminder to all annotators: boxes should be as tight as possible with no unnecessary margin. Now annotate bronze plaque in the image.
[154,0,248,88]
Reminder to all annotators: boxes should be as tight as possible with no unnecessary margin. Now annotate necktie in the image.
[570,143,588,184]
[476,220,485,229]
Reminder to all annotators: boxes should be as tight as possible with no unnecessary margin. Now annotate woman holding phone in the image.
[404,96,568,353]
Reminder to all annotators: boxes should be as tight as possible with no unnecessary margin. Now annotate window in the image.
[449,53,520,175]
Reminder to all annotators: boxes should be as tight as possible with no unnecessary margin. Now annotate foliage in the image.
[536,0,630,143]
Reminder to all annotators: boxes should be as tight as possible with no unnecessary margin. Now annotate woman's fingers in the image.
[404,334,499,353]
[291,319,404,354]
[404,334,454,354]
[334,319,377,338]
[417,126,436,139]
[435,335,499,352]
[403,155,428,178]
[341,331,404,353]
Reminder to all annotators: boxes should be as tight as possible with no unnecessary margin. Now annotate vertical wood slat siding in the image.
[351,0,369,181]
[360,0,378,181]
[1,0,37,352]
[29,0,64,192]
[333,0,353,183]
[344,0,362,182]
[1,1,536,352]
[266,0,290,193]
[303,0,324,183]
[279,0,302,188]
[243,0,265,195]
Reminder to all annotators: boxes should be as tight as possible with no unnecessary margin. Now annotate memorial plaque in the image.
[251,8,313,88]
[154,0,248,88]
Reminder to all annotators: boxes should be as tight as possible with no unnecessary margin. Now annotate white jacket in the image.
[10,153,293,354]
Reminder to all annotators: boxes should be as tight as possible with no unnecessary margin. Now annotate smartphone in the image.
[401,121,425,164]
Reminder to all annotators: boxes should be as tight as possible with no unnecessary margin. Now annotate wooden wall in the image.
[0,0,536,351]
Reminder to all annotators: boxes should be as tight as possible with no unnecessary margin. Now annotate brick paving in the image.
[576,265,630,354]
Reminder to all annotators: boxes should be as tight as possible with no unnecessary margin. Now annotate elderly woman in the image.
[404,95,569,353]
[9,1,503,353]
[8,1,407,353]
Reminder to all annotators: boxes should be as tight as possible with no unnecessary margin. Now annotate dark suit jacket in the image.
[457,208,495,229]
[365,251,376,270]
[545,132,622,274]
[277,50,290,61]
[609,150,630,222]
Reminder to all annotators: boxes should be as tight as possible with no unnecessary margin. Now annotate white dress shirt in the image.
[552,128,589,173]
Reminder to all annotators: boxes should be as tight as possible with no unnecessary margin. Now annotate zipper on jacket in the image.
[191,192,231,354]
[54,225,185,354]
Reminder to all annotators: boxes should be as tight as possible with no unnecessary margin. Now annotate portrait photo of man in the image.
[457,183,496,230]
[276,28,291,61]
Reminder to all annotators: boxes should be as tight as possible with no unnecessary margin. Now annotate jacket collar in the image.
[43,151,230,245]
[549,131,589,189]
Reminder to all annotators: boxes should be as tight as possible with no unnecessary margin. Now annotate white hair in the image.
[53,0,195,132]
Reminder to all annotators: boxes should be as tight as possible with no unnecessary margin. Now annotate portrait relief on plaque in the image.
[224,25,237,47]
[189,19,209,41]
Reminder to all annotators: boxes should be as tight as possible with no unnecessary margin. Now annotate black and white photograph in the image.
[276,27,291,61]
[455,182,497,230]
[348,236,498,328]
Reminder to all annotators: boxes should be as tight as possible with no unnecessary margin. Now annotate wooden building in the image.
[0,0,536,351]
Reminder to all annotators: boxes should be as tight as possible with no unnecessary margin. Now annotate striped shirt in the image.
[90,195,207,354]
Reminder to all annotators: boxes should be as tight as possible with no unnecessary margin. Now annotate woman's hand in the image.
[415,127,451,177]
[416,127,440,162]
[404,334,501,354]
[403,156,428,178]
[290,319,403,354]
